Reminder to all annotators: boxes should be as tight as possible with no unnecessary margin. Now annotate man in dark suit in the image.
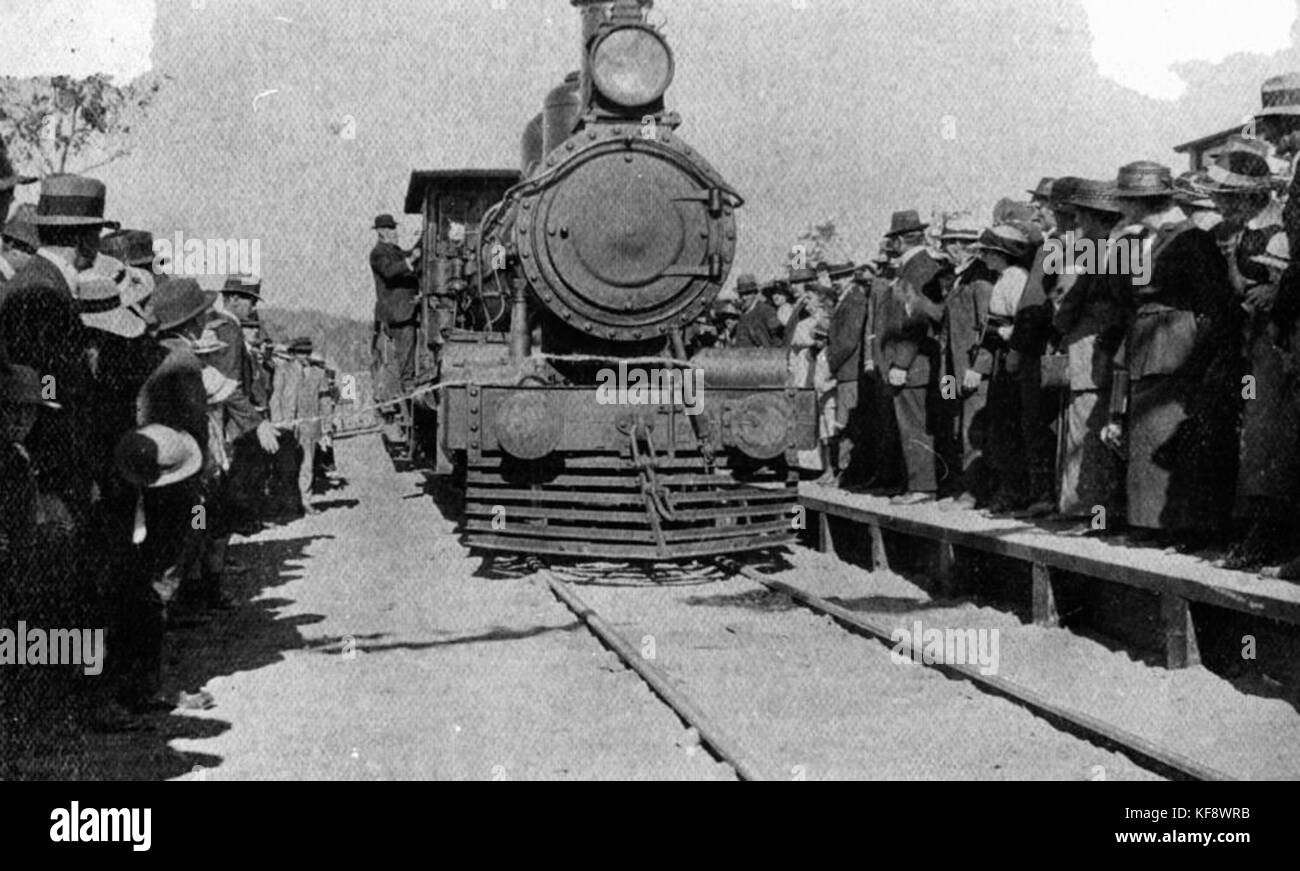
[822,263,867,486]
[879,210,950,505]
[370,213,421,408]
[732,273,784,348]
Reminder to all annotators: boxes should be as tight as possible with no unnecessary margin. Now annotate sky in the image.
[3,0,1300,318]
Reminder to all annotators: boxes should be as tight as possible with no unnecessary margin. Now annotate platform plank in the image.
[799,484,1300,628]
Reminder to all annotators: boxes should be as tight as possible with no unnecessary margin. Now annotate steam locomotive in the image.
[391,0,817,560]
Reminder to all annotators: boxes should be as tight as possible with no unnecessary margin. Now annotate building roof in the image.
[1173,125,1240,154]
[403,169,521,214]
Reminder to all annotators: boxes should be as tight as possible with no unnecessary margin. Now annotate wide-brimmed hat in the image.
[114,423,202,488]
[2,203,39,251]
[373,213,397,229]
[1255,73,1300,119]
[0,363,61,409]
[822,262,856,280]
[971,224,1031,260]
[1048,176,1083,209]
[1066,178,1123,214]
[1026,177,1056,201]
[1113,161,1175,199]
[151,276,218,332]
[938,215,981,241]
[1251,231,1290,270]
[289,335,314,353]
[77,254,147,339]
[884,209,929,238]
[99,229,156,268]
[734,272,758,294]
[761,278,791,298]
[30,174,116,227]
[221,273,262,300]
[1201,137,1273,193]
[788,267,819,285]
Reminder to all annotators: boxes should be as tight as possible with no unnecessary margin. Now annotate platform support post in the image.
[1031,562,1058,627]
[1161,592,1200,669]
[869,523,889,573]
[816,510,833,554]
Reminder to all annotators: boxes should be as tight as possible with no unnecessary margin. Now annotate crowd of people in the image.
[690,74,1300,582]
[0,159,340,760]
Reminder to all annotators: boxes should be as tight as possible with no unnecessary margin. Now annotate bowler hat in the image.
[1026,177,1056,201]
[734,272,758,294]
[883,209,928,238]
[114,424,202,488]
[221,273,263,300]
[0,363,61,409]
[1255,73,1300,119]
[30,173,116,227]
[971,224,1031,260]
[1066,178,1123,214]
[2,203,39,251]
[373,213,398,230]
[1113,161,1174,199]
[99,229,156,268]
[151,276,218,332]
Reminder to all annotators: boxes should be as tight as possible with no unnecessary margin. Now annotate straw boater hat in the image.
[883,209,928,238]
[1172,171,1216,210]
[0,364,61,409]
[1066,178,1123,214]
[29,174,117,228]
[1255,73,1300,119]
[938,215,981,241]
[1112,161,1175,199]
[150,276,218,332]
[289,336,314,354]
[1251,231,1290,270]
[971,224,1031,260]
[114,423,202,488]
[76,255,147,339]
[787,267,818,285]
[734,272,758,295]
[1201,137,1273,193]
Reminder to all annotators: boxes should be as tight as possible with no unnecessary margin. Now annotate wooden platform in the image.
[799,483,1300,669]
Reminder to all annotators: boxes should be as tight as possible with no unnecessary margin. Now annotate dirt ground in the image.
[34,434,1298,780]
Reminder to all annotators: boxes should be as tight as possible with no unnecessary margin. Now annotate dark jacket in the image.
[880,248,947,387]
[139,338,210,452]
[732,298,784,349]
[202,311,265,442]
[1009,242,1058,357]
[1053,259,1128,392]
[370,241,419,326]
[944,259,997,377]
[0,254,93,509]
[826,284,868,382]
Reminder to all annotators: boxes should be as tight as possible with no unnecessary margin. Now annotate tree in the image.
[0,73,167,177]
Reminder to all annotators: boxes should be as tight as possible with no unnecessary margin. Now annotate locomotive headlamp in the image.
[590,25,673,107]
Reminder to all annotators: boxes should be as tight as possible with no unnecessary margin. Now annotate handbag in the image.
[1039,352,1070,388]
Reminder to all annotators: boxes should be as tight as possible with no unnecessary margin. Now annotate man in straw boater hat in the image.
[1100,161,1242,550]
[935,215,997,510]
[271,335,328,515]
[1050,179,1125,526]
[878,209,950,505]
[1251,73,1300,179]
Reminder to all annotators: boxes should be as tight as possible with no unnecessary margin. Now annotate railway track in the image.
[535,547,1237,782]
